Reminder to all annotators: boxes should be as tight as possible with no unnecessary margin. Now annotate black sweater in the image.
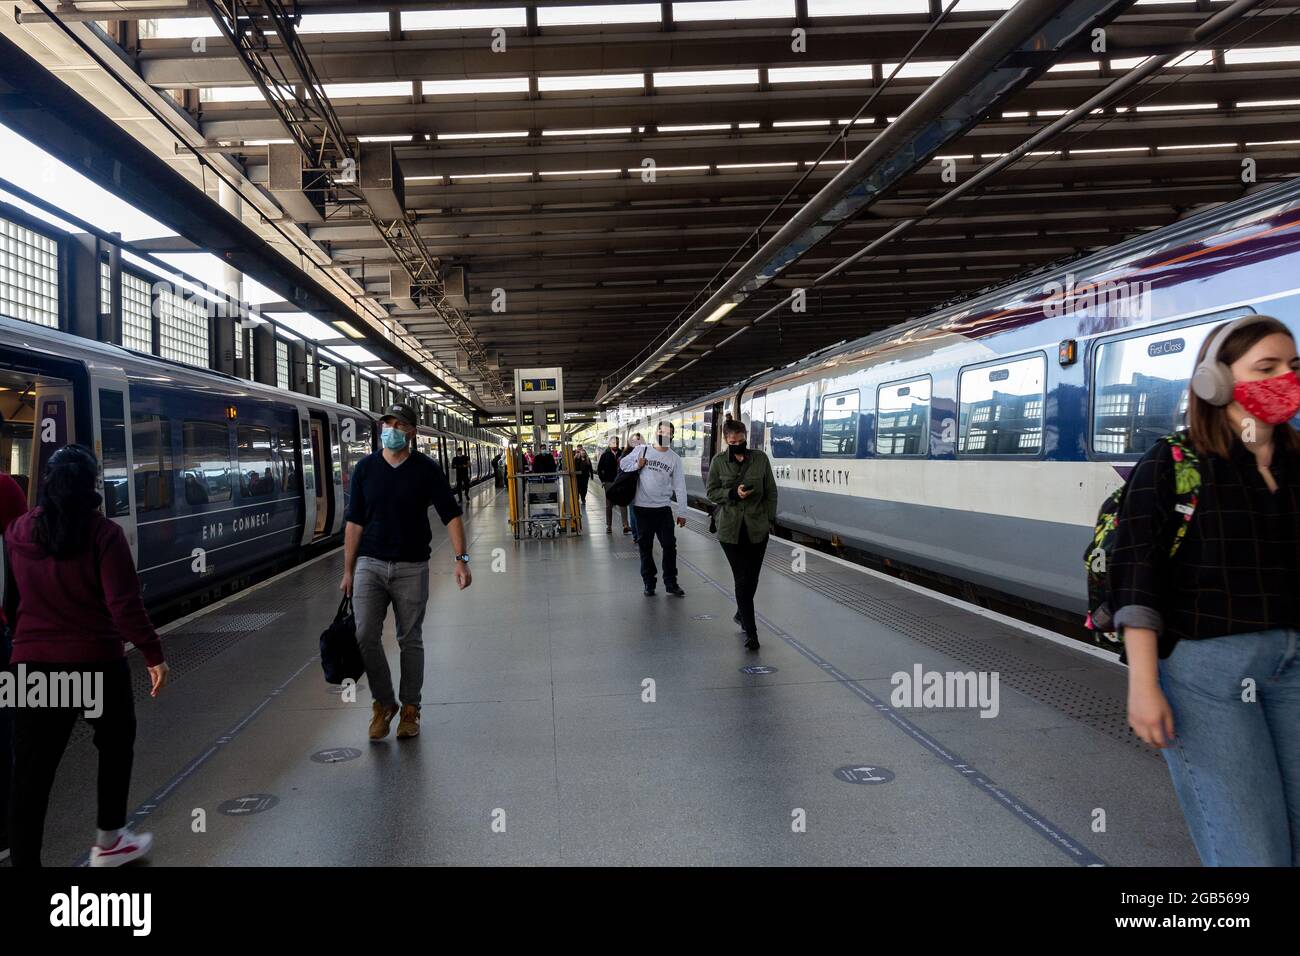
[1111,433,1300,657]
[345,451,462,562]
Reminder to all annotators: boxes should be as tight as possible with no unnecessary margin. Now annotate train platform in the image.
[25,481,1195,868]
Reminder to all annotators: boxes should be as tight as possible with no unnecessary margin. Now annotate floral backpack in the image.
[1083,431,1201,644]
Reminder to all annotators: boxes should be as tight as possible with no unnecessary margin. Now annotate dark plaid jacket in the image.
[1111,433,1300,657]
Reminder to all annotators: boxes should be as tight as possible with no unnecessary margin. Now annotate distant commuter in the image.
[1111,315,1300,866]
[624,433,644,542]
[342,404,471,742]
[706,419,778,651]
[622,421,687,597]
[533,446,557,474]
[451,445,471,505]
[572,446,592,509]
[492,452,504,489]
[0,469,29,864]
[524,449,535,473]
[597,437,628,535]
[6,445,168,868]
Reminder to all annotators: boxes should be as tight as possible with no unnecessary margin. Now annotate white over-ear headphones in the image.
[1189,314,1275,406]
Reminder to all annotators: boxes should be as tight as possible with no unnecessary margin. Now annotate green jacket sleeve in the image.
[763,454,778,523]
[705,454,728,507]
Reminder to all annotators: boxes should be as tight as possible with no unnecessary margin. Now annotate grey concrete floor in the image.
[20,482,1198,867]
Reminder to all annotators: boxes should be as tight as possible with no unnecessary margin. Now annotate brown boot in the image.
[369,702,399,740]
[395,704,421,739]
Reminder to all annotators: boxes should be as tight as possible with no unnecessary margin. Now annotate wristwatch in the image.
[455,553,470,563]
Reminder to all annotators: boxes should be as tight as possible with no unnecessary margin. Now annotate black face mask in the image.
[728,441,748,457]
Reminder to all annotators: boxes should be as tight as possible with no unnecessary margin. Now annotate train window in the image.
[330,420,342,486]
[767,384,812,459]
[130,413,174,513]
[1092,319,1227,457]
[181,420,232,505]
[958,355,1046,456]
[98,390,130,516]
[820,390,859,458]
[876,377,931,456]
[274,426,298,492]
[341,418,371,492]
[237,425,276,498]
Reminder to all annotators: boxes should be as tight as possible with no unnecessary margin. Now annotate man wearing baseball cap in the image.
[341,403,471,741]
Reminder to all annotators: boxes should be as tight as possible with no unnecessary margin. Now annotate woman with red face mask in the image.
[1111,314,1300,866]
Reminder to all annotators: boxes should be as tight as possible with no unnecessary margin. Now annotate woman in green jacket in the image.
[706,418,778,650]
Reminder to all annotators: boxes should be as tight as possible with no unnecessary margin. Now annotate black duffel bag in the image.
[320,595,365,685]
[605,447,646,507]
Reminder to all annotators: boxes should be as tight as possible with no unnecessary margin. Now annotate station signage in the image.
[520,377,558,393]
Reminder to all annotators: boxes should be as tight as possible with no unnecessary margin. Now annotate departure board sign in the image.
[520,377,558,393]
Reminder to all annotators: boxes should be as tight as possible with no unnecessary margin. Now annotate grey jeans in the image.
[352,556,430,708]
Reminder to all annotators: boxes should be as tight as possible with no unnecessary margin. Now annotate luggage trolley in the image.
[524,470,562,538]
[505,366,584,540]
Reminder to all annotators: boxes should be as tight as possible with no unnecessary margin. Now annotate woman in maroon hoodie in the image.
[6,444,168,868]
[0,468,28,864]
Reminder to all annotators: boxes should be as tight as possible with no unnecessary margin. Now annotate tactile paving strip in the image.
[71,557,341,745]
[680,513,1150,758]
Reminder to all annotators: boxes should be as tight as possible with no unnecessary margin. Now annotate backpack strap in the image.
[1162,431,1201,559]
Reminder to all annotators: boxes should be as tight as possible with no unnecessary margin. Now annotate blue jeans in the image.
[1158,629,1299,866]
[352,557,429,709]
[629,504,639,541]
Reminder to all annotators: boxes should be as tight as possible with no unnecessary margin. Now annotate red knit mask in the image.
[1233,370,1300,425]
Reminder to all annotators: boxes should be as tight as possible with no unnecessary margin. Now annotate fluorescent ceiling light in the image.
[769,64,873,83]
[332,320,365,339]
[539,73,643,92]
[537,3,659,26]
[423,78,529,96]
[438,131,529,140]
[704,301,739,323]
[654,70,759,89]
[542,127,633,137]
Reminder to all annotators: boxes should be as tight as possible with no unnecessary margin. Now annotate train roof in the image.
[656,176,1300,414]
[2,312,371,420]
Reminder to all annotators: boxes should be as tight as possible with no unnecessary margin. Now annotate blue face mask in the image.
[381,426,407,450]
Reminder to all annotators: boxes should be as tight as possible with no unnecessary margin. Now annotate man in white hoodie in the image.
[621,420,688,597]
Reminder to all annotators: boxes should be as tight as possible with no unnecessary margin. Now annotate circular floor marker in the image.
[834,765,896,785]
[218,793,279,816]
[740,665,778,675]
[311,747,362,764]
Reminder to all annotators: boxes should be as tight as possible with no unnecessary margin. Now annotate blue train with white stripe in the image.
[612,177,1300,621]
[0,316,498,614]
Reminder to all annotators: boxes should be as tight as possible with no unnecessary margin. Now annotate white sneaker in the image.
[89,831,153,867]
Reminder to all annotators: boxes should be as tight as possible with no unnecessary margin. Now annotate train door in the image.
[91,368,138,561]
[748,389,768,453]
[0,349,87,503]
[704,402,723,482]
[327,413,343,535]
[307,411,337,538]
[296,407,318,546]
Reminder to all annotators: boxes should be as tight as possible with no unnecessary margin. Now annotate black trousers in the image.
[721,524,768,637]
[0,624,10,853]
[634,505,678,589]
[9,659,136,868]
[455,473,470,502]
[0,671,10,853]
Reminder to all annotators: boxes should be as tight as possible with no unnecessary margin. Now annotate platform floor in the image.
[22,482,1197,866]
